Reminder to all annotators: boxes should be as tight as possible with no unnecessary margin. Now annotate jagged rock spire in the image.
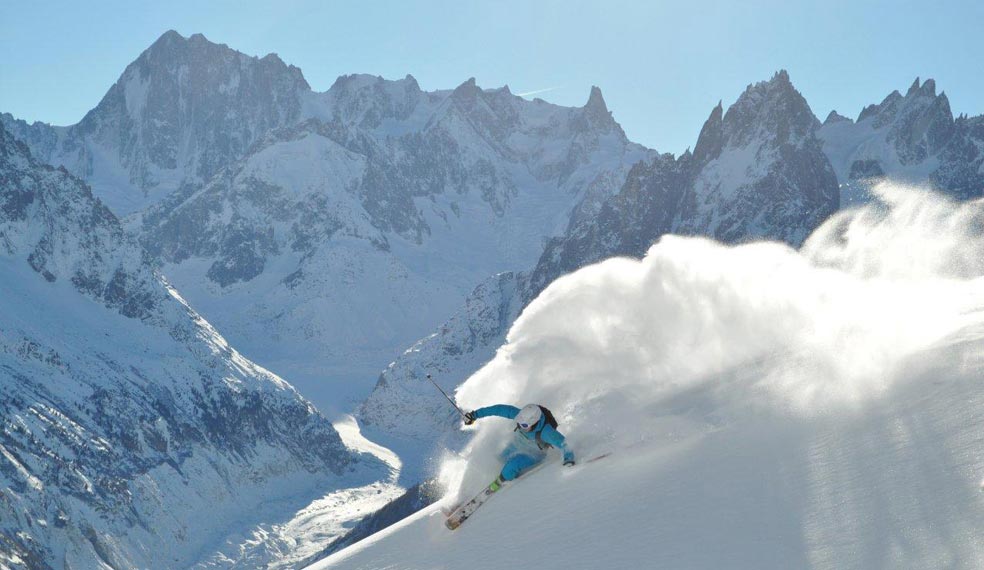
[693,100,724,165]
[585,86,608,114]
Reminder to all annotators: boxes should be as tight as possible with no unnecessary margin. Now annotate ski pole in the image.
[425,374,466,418]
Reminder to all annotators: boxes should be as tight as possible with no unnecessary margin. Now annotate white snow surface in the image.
[314,182,984,569]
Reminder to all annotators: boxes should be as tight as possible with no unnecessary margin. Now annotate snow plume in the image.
[448,182,984,498]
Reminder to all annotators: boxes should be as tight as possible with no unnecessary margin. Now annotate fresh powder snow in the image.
[313,182,984,569]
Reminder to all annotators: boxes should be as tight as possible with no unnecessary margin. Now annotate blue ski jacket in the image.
[472,404,575,464]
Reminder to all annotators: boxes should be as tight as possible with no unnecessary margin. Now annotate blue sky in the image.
[2,0,981,153]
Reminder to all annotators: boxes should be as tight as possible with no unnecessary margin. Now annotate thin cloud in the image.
[515,86,563,98]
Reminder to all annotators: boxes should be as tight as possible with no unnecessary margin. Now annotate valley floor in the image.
[194,417,404,569]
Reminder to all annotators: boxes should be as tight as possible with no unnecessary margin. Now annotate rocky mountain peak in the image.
[150,28,183,48]
[857,90,901,123]
[451,76,482,99]
[818,78,980,200]
[823,110,852,126]
[446,77,487,115]
[131,30,309,91]
[905,77,937,98]
[326,73,424,129]
[854,77,956,163]
[58,30,313,214]
[772,68,792,86]
[585,86,608,114]
[692,100,725,165]
[572,85,623,138]
[907,76,922,96]
[856,78,949,128]
[441,76,527,143]
[719,69,819,149]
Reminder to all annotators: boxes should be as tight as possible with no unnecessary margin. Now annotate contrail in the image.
[515,86,562,98]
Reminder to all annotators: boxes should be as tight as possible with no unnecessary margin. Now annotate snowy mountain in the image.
[6,30,984,566]
[359,71,840,463]
[819,77,984,204]
[132,56,649,409]
[2,30,309,215]
[3,31,652,411]
[316,182,984,570]
[0,122,389,569]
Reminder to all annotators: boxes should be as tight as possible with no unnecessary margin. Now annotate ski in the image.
[443,452,612,530]
[444,458,556,529]
[444,478,501,530]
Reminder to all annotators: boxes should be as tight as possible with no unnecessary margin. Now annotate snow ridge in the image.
[0,122,385,569]
[819,77,984,204]
[3,29,652,413]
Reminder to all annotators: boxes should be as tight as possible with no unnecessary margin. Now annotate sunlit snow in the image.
[315,183,984,569]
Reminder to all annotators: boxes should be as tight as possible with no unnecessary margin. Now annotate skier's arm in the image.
[540,425,576,465]
[472,404,521,420]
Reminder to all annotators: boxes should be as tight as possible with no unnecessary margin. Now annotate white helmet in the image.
[516,404,542,432]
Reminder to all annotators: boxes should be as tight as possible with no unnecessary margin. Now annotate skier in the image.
[463,403,576,491]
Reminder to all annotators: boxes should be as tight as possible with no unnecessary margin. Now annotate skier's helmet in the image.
[516,404,543,432]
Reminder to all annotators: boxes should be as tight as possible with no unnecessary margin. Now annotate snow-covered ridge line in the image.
[0,121,387,569]
[819,77,984,204]
[0,30,633,218]
[358,69,840,464]
[29,29,646,413]
[358,71,984,471]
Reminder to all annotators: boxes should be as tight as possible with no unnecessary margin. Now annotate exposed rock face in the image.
[129,55,650,407]
[0,32,653,565]
[3,31,652,410]
[356,75,984,542]
[0,121,378,569]
[5,32,983,565]
[2,30,310,215]
[819,77,984,202]
[359,71,841,463]
[368,77,984,471]
[677,71,838,245]
[533,71,838,293]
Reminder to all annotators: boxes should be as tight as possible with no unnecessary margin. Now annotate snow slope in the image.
[315,182,984,569]
[0,121,388,569]
[358,70,839,467]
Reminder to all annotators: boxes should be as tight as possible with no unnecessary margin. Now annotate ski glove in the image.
[463,411,477,425]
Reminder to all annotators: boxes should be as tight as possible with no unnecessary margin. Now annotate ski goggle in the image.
[517,421,535,432]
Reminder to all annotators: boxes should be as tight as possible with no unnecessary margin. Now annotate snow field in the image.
[316,182,984,569]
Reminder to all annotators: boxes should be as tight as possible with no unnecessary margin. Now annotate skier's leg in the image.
[500,453,543,481]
